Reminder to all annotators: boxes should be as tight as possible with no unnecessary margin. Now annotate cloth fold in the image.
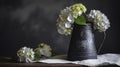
[33,53,120,66]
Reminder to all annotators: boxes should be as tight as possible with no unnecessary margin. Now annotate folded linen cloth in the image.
[33,53,120,66]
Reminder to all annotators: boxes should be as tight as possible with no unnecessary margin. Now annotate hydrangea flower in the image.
[57,3,110,35]
[34,43,52,59]
[87,10,110,32]
[70,3,87,18]
[17,47,34,63]
[57,3,87,35]
[57,7,74,35]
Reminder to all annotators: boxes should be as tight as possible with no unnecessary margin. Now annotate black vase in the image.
[67,23,97,61]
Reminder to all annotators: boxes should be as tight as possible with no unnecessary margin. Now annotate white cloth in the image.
[33,53,120,66]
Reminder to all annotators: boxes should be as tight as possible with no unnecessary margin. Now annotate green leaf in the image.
[34,53,41,61]
[74,15,87,25]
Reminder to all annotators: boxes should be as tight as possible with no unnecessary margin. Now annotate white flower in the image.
[57,7,74,35]
[17,47,34,63]
[87,10,110,32]
[65,22,71,28]
[34,43,52,58]
[57,3,110,36]
[57,3,86,35]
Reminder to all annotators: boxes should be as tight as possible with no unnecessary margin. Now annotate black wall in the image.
[0,0,120,57]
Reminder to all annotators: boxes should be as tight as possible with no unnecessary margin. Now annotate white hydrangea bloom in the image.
[57,3,87,35]
[17,47,34,63]
[57,7,74,35]
[34,43,52,58]
[87,10,110,32]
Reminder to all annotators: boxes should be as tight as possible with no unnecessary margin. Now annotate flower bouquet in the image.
[56,3,110,61]
[57,3,110,35]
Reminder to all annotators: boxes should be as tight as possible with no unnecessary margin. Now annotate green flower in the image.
[34,43,52,60]
[57,3,110,36]
[70,3,87,18]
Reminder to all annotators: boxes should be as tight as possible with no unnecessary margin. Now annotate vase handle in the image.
[97,32,106,54]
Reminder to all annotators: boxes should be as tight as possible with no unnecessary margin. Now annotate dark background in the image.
[0,0,120,57]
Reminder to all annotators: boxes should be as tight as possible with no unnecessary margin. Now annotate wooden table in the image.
[0,57,119,67]
[0,63,119,67]
[0,63,85,67]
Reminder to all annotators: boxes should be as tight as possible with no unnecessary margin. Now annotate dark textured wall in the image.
[0,0,120,57]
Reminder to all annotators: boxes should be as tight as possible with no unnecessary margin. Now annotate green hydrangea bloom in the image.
[70,3,87,18]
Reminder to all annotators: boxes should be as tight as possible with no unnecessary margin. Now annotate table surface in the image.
[0,57,119,67]
[0,63,85,67]
[0,63,119,67]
